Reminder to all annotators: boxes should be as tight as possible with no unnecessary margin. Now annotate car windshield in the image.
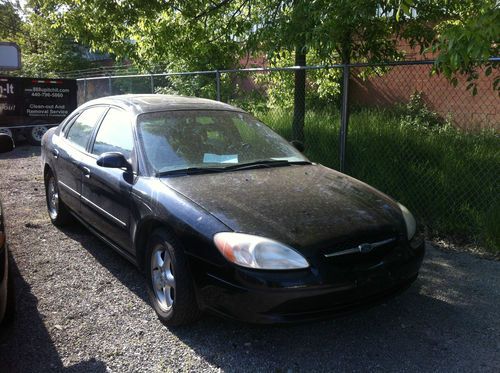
[136,110,309,175]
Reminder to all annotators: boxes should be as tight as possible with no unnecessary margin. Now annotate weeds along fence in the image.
[75,60,500,250]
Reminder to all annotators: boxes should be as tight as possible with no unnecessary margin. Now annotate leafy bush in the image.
[399,92,450,131]
[153,74,217,99]
[228,51,343,113]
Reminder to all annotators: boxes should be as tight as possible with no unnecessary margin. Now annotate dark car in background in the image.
[41,94,424,326]
[0,134,15,325]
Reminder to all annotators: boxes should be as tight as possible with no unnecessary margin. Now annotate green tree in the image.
[1,0,92,77]
[394,0,499,95]
[41,0,499,139]
[42,0,409,141]
[0,0,22,39]
[432,2,499,95]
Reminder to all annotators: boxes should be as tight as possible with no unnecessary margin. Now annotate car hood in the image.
[161,165,405,250]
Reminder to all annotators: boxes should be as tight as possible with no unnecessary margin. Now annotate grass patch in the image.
[256,108,500,252]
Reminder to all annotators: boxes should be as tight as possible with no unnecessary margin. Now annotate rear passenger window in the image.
[66,107,107,150]
[92,108,133,159]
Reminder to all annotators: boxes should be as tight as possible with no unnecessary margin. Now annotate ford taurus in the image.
[41,94,424,326]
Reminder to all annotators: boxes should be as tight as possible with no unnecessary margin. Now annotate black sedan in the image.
[41,94,424,326]
[0,134,15,326]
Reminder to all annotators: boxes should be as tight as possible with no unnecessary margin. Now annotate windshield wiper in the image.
[156,167,228,177]
[156,160,312,177]
[222,159,312,171]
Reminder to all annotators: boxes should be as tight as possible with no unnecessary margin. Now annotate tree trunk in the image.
[292,47,306,143]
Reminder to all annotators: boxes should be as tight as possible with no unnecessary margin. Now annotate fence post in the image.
[215,70,221,101]
[150,74,154,93]
[108,76,112,95]
[339,64,350,173]
[83,79,88,102]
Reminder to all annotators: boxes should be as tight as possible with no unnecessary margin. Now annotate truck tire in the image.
[27,126,48,146]
[0,128,13,139]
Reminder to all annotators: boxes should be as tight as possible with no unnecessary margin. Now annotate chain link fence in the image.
[346,63,499,250]
[76,60,500,249]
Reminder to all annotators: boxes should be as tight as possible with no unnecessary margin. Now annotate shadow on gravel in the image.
[0,255,107,372]
[46,220,499,371]
[0,144,41,160]
[167,285,457,371]
[58,223,150,304]
[164,250,498,371]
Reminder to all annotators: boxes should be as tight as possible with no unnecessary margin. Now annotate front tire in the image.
[146,229,201,326]
[45,171,72,226]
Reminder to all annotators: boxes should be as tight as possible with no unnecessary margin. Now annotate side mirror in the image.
[0,134,14,154]
[96,152,131,171]
[290,140,305,152]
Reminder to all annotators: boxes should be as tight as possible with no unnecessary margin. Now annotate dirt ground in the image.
[0,145,499,372]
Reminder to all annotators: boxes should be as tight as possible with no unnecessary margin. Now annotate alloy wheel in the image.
[47,176,59,220]
[150,244,176,311]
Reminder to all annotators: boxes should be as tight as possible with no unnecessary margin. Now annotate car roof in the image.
[78,94,245,115]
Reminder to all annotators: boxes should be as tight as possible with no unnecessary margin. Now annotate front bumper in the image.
[191,236,425,324]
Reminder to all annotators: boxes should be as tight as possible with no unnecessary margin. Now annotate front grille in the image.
[324,237,396,258]
[320,235,402,271]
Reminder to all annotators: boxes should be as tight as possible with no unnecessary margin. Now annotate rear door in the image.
[80,107,135,252]
[56,106,107,214]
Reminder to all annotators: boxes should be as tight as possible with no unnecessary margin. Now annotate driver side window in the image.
[66,107,107,150]
[92,108,134,159]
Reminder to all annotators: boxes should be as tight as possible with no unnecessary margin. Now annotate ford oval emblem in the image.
[358,243,374,253]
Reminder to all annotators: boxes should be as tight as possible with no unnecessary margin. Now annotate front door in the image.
[80,107,135,253]
[56,106,107,214]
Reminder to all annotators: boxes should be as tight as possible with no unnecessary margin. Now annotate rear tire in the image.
[45,171,72,226]
[145,228,201,326]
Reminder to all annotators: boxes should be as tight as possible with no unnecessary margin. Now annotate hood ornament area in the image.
[324,237,396,258]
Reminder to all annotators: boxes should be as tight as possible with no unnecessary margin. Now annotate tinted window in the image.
[66,107,107,150]
[61,113,80,135]
[92,108,133,159]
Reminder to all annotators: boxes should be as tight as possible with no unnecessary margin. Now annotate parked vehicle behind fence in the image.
[41,94,425,326]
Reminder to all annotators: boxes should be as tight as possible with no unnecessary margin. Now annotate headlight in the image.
[213,232,309,270]
[397,202,417,240]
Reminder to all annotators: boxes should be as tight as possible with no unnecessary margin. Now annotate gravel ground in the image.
[0,145,499,372]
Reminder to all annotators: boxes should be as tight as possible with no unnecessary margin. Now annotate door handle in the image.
[52,149,59,159]
[81,167,91,178]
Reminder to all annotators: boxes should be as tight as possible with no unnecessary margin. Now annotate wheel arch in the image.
[43,163,52,183]
[134,218,182,272]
